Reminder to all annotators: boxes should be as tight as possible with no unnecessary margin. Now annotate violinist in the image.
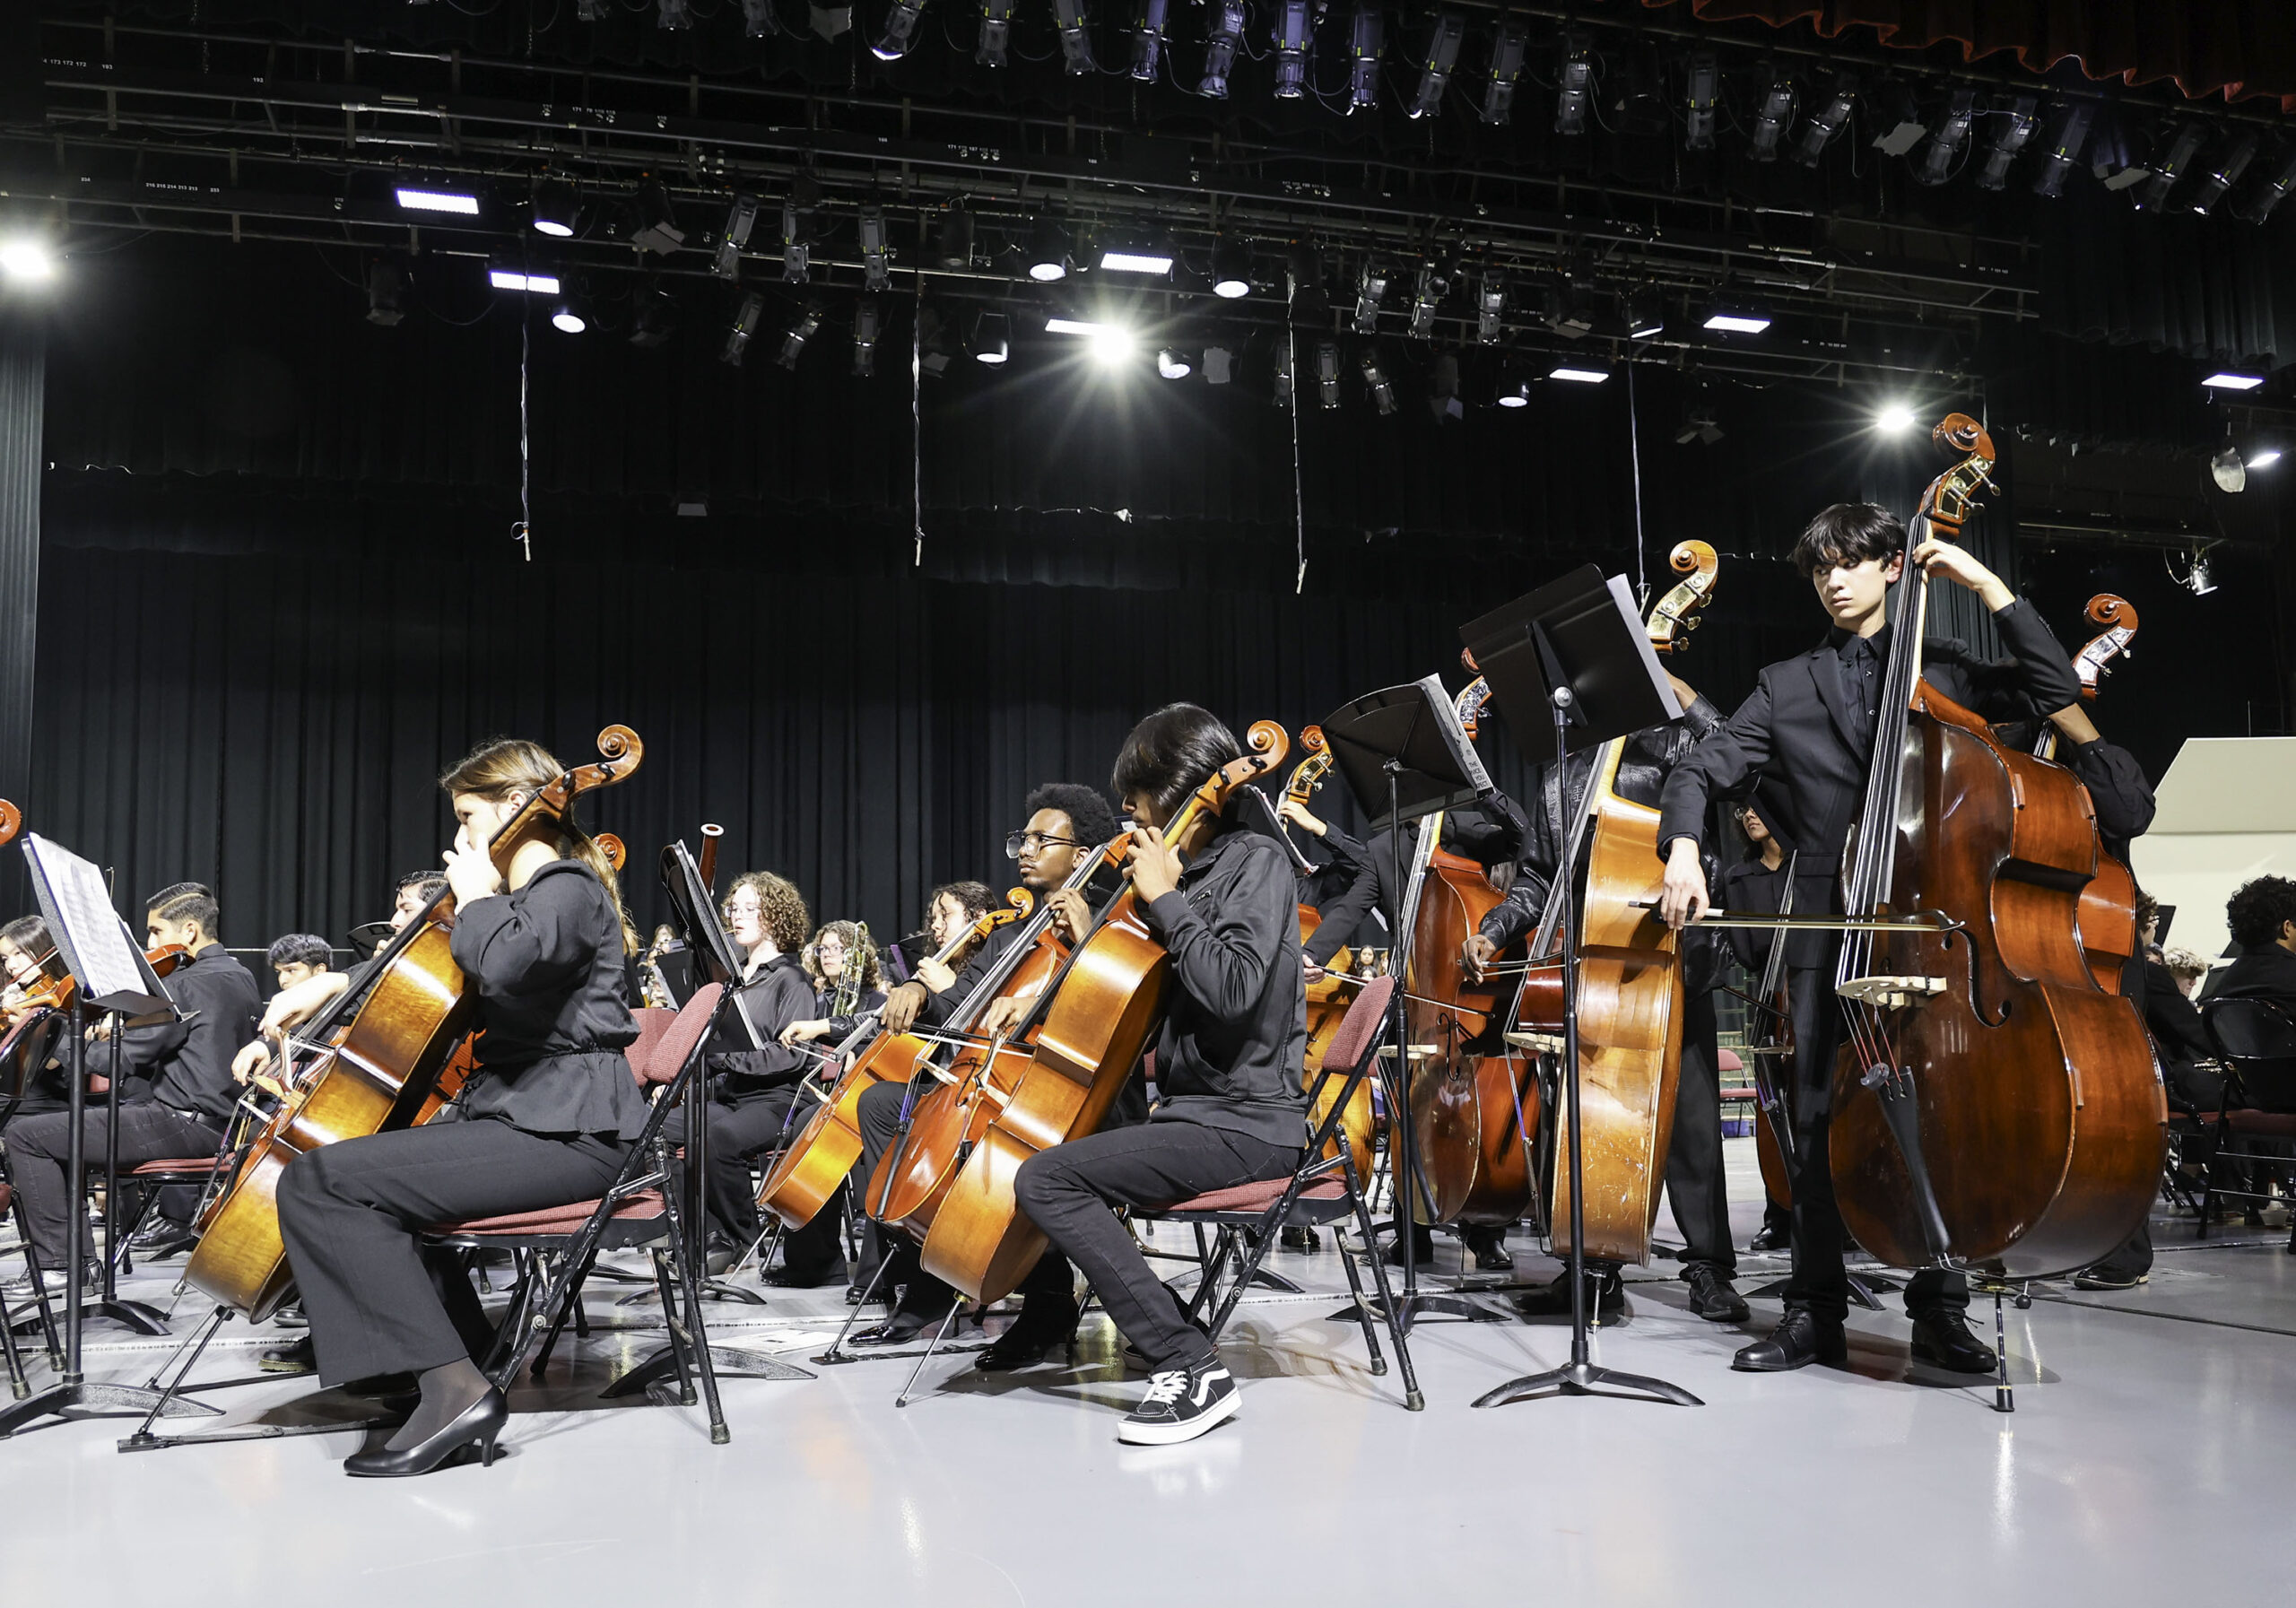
[1,916,67,1120]
[695,871,845,1285]
[4,883,261,1295]
[1012,707,1308,1446]
[1656,503,2083,1375]
[273,738,647,1478]
[1463,674,1750,1324]
[230,871,454,1086]
[843,785,1124,1359]
[1724,804,1792,1255]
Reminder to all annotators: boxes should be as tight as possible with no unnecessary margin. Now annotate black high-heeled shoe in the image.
[343,1386,508,1478]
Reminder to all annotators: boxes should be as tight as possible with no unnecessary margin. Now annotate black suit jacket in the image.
[2205,944,2296,1013]
[1657,596,2081,967]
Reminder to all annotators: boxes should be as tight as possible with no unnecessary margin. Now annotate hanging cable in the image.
[1626,361,1647,607]
[912,275,925,569]
[514,315,532,561]
[1291,326,1307,595]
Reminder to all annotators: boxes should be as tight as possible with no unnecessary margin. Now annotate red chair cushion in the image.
[2222,1111,2296,1138]
[1718,1047,1744,1073]
[430,1188,665,1238]
[129,1156,219,1177]
[625,1006,676,1085]
[642,985,723,1087]
[1165,1176,1346,1214]
[0,1181,11,1214]
[1322,976,1396,1077]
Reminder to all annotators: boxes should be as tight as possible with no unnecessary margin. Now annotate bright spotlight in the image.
[1088,325,1135,364]
[0,239,57,282]
[1874,402,1918,434]
[551,302,587,334]
[2247,448,2283,470]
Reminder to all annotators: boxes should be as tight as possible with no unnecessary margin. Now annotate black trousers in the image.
[702,1086,843,1273]
[1664,988,1735,1277]
[1014,1118,1300,1372]
[275,1117,627,1386]
[1785,966,1966,1324]
[4,1100,224,1265]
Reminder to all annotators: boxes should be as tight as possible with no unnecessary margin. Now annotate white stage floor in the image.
[4,1138,2290,1606]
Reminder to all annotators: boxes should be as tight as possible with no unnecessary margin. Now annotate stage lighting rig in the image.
[1354,263,1389,334]
[1747,74,1795,161]
[1683,52,1719,152]
[1912,88,1976,185]
[1211,239,1252,300]
[1273,340,1294,410]
[2135,122,2208,211]
[2237,141,2296,223]
[1132,0,1170,80]
[1494,363,1532,407]
[873,0,928,60]
[978,0,1014,64]
[1408,266,1447,340]
[1273,0,1315,100]
[722,291,765,365]
[2031,101,2094,198]
[1315,339,1342,409]
[2188,132,2259,216]
[1026,217,1071,282]
[657,0,691,27]
[630,178,686,255]
[1200,0,1245,97]
[1361,345,1397,415]
[531,178,577,239]
[1553,31,1592,135]
[713,195,760,280]
[552,299,587,335]
[937,200,975,269]
[1483,19,1527,126]
[859,203,891,291]
[1790,75,1856,166]
[629,284,679,347]
[1623,291,1663,340]
[1055,0,1098,74]
[1347,5,1384,113]
[1411,13,1465,120]
[781,187,818,282]
[743,0,781,34]
[853,297,882,375]
[1976,94,2040,190]
[778,301,825,370]
[970,310,1011,364]
[364,259,405,326]
[1475,270,1505,344]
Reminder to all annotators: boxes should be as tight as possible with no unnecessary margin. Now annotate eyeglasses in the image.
[722,901,761,920]
[1005,830,1083,860]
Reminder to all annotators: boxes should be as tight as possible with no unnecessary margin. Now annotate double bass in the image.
[185,726,644,1321]
[921,721,1290,1304]
[1826,416,2164,1279]
[2039,595,2144,995]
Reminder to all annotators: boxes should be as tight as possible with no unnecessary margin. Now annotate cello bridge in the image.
[1837,974,1945,1011]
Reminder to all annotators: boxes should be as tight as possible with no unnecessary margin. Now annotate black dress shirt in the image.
[1140,824,1309,1149]
[705,952,818,1096]
[448,860,648,1140]
[130,945,262,1125]
[2206,944,2296,1013]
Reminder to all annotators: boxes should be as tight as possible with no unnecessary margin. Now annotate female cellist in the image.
[274,737,647,1478]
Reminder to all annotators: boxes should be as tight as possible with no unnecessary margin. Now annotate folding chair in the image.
[2,1012,67,1390]
[2195,997,2296,1240]
[419,984,734,1444]
[1132,976,1423,1412]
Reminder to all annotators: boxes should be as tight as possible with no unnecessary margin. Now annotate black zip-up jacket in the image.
[705,952,817,1097]
[1140,824,1309,1149]
[128,945,261,1126]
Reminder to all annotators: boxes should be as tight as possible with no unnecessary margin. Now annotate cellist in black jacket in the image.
[1655,504,2082,1376]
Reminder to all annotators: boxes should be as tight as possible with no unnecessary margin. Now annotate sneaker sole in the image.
[1117,1390,1240,1446]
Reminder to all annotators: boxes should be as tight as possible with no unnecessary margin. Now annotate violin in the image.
[920,720,1291,1304]
[1826,416,2163,1280]
[2038,595,2144,994]
[187,726,645,1321]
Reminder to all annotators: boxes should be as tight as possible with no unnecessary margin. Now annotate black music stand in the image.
[1319,674,1505,1328]
[0,836,215,1438]
[90,961,173,1338]
[1462,569,1702,1410]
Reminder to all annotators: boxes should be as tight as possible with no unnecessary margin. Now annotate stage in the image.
[3,1140,2288,1605]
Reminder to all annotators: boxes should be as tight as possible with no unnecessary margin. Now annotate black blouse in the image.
[448,859,648,1141]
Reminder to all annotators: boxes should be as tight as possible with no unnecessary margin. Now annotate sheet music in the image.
[1413,673,1495,794]
[22,834,173,1015]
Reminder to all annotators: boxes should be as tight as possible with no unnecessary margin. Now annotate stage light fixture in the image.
[1748,74,1795,161]
[1047,316,1135,363]
[2235,142,2296,223]
[1199,0,1245,97]
[629,285,679,347]
[1874,401,1917,434]
[1100,242,1175,275]
[852,297,881,375]
[778,301,824,370]
[630,179,686,255]
[1158,348,1193,379]
[978,0,1014,64]
[1287,246,1328,320]
[531,178,578,238]
[1315,339,1342,409]
[1912,88,1977,186]
[2210,447,2246,493]
[1203,343,1235,384]
[1354,263,1388,334]
[1790,74,1856,166]
[577,0,607,18]
[2136,122,2208,211]
[1683,52,1719,152]
[1411,13,1465,120]
[971,310,1012,364]
[1623,291,1664,340]
[2248,446,2283,471]
[657,0,691,26]
[1482,19,1526,126]
[918,307,956,375]
[872,0,927,59]
[1703,300,1770,335]
[1552,31,1592,135]
[1475,270,1505,344]
[1976,94,2040,190]
[1025,217,1072,282]
[1273,0,1313,100]
[1549,363,1607,384]
[1347,5,1384,113]
[858,203,891,291]
[2031,102,2094,199]
[1054,0,1097,74]
[1132,0,1170,80]
[363,259,404,326]
[713,195,760,280]
[1211,238,1252,299]
[1361,345,1397,414]
[743,0,781,35]
[722,291,766,366]
[779,199,812,282]
[937,201,976,269]
[2184,549,2217,595]
[2189,132,2259,216]
[396,185,479,215]
[1675,408,1723,446]
[1494,365,1532,407]
[551,300,587,335]
[1408,266,1447,340]
[488,264,562,294]
[2203,371,2264,391]
[1273,340,1294,409]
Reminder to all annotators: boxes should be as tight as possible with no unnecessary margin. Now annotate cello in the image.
[920,721,1290,1304]
[185,726,644,1321]
[1826,416,2164,1280]
[1284,726,1376,1190]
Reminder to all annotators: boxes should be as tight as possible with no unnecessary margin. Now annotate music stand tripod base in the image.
[1474,1358,1705,1409]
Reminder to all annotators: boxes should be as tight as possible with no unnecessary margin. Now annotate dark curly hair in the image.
[2227,875,2296,950]
[1022,783,1120,849]
[1790,502,1905,580]
[1110,704,1244,821]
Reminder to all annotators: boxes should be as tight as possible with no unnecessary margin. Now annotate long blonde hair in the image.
[440,737,639,955]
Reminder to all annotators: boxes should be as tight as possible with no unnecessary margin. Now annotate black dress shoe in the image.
[1472,1240,1515,1273]
[261,1334,317,1374]
[851,1308,949,1347]
[128,1221,196,1259]
[1746,1223,1789,1254]
[1279,1226,1319,1254]
[1683,1265,1751,1323]
[1383,1229,1438,1266]
[761,1263,843,1289]
[343,1386,508,1478]
[1908,1310,1996,1374]
[975,1302,1083,1372]
[1731,1309,1847,1372]
[1510,1266,1625,1320]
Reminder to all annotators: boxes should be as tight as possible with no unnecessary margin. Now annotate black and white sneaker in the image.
[1118,1362,1239,1446]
